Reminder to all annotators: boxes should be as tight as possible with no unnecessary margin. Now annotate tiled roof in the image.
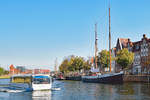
[9,64,14,68]
[132,41,141,52]
[113,47,116,51]
[117,35,150,52]
[119,38,129,48]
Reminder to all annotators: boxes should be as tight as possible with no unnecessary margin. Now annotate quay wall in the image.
[64,75,150,83]
[123,75,150,82]
[65,76,81,81]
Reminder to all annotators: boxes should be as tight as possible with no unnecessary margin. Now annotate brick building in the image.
[9,64,20,75]
[115,34,150,75]
[33,69,50,74]
[9,65,50,75]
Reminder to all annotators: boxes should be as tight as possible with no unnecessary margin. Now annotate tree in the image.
[68,56,75,72]
[83,60,92,71]
[59,59,70,74]
[0,67,4,76]
[69,56,84,72]
[59,55,89,73]
[98,50,110,68]
[4,70,9,75]
[116,48,134,70]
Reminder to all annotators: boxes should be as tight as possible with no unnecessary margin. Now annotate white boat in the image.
[10,74,52,91]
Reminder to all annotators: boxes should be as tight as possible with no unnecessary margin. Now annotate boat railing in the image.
[82,71,123,79]
[82,76,98,79]
[98,71,123,78]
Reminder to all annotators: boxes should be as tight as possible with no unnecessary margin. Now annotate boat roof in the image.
[11,74,50,78]
[32,74,50,77]
[11,74,32,78]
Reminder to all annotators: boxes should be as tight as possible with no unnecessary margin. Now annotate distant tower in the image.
[54,58,58,74]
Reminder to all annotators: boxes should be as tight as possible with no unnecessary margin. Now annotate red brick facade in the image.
[9,65,50,75]
[9,64,20,75]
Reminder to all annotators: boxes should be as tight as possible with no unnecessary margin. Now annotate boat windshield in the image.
[33,76,50,84]
[11,76,31,83]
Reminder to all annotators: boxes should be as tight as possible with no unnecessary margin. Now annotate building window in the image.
[136,45,139,50]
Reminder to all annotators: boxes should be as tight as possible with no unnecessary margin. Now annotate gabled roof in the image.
[132,41,141,52]
[115,34,150,53]
[119,38,129,48]
[9,64,14,68]
[116,38,129,50]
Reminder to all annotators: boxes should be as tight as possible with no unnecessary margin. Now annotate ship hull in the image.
[82,72,124,84]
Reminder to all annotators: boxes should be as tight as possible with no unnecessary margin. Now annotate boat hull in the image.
[32,83,52,91]
[9,83,33,92]
[10,83,52,91]
[82,72,124,84]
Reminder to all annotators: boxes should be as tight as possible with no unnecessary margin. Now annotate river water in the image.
[0,79,150,100]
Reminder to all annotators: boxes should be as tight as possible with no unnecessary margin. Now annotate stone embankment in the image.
[123,75,150,82]
[63,75,150,83]
[65,76,81,81]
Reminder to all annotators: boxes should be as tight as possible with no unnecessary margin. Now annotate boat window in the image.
[12,77,31,83]
[33,76,50,84]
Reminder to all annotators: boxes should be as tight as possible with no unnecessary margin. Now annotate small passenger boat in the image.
[10,74,52,91]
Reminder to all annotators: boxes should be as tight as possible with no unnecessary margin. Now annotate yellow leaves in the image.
[116,48,134,69]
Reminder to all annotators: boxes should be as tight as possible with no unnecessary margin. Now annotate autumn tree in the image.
[59,55,89,73]
[116,48,134,70]
[98,50,110,68]
[0,67,8,76]
[59,59,70,74]
[0,67,4,75]
[83,60,92,71]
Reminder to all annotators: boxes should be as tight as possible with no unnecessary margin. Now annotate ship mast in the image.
[95,23,98,69]
[109,2,111,72]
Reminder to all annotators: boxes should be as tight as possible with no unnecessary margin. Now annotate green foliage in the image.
[0,67,7,76]
[98,50,110,68]
[59,59,70,73]
[59,55,91,73]
[4,70,9,75]
[0,67,4,75]
[72,57,84,71]
[83,60,92,70]
[116,48,134,69]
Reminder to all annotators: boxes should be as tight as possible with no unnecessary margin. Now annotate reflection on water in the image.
[8,91,51,100]
[117,83,135,95]
[1,79,150,100]
[32,91,51,100]
[9,92,32,100]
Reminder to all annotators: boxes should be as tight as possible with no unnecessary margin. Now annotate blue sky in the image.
[0,0,150,70]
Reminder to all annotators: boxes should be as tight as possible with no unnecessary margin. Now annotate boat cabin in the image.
[10,74,52,91]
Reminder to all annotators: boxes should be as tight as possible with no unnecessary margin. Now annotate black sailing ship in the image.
[82,3,124,84]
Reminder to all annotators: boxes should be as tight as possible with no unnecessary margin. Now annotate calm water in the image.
[0,79,150,100]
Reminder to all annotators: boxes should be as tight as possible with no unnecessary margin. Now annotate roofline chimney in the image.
[143,34,146,38]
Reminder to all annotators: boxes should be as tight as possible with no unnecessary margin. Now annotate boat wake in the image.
[0,87,61,93]
[51,87,61,91]
[0,88,26,93]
